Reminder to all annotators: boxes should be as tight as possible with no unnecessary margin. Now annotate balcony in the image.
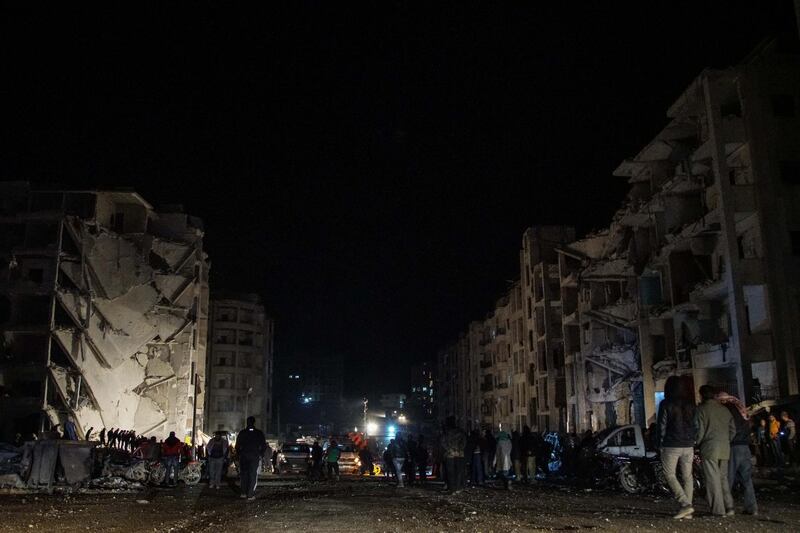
[480,383,494,392]
[496,382,509,390]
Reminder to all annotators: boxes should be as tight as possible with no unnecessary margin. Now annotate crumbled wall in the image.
[47,197,209,439]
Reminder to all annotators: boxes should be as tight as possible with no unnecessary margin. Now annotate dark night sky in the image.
[2,3,796,396]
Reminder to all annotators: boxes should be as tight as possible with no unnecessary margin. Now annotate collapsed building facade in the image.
[436,36,800,433]
[0,183,210,441]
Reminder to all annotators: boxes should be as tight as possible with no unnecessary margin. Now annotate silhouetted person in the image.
[236,416,267,500]
[162,432,183,486]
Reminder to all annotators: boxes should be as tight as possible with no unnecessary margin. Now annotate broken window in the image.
[639,274,663,305]
[771,94,796,118]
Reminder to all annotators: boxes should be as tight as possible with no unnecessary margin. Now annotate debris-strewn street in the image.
[2,477,800,533]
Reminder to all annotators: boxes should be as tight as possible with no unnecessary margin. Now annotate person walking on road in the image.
[695,384,735,517]
[483,429,496,479]
[207,432,229,489]
[236,416,267,500]
[439,417,467,493]
[718,392,757,515]
[656,375,697,520]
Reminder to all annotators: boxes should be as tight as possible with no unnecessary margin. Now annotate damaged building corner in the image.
[0,184,210,441]
[436,37,800,435]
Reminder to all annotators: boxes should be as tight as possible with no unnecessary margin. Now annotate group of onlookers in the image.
[753,411,796,467]
[657,377,755,519]
[434,417,542,493]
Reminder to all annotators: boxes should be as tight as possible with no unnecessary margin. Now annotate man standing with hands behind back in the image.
[695,384,735,517]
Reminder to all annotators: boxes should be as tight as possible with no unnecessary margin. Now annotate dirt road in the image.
[1,477,799,532]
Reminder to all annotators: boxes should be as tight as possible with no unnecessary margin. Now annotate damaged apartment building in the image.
[0,183,210,441]
[436,36,800,433]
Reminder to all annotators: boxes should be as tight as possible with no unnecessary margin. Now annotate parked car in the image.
[277,442,311,474]
[336,443,360,475]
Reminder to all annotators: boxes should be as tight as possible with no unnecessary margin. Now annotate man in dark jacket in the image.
[656,375,697,519]
[439,417,467,493]
[719,393,757,515]
[310,441,323,480]
[162,432,183,487]
[695,385,735,517]
[236,417,267,500]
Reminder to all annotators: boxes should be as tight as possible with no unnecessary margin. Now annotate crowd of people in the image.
[653,377,799,519]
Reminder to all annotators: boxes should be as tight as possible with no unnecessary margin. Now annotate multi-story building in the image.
[521,226,575,432]
[0,183,209,441]
[617,35,800,426]
[206,293,274,433]
[436,36,800,434]
[408,361,435,419]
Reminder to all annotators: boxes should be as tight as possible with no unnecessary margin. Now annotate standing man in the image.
[495,430,513,490]
[768,414,784,467]
[520,426,537,484]
[207,432,229,489]
[695,385,735,517]
[236,416,267,500]
[324,438,341,481]
[162,432,183,487]
[482,429,496,479]
[718,392,757,515]
[439,416,467,493]
[311,440,324,480]
[780,411,796,465]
